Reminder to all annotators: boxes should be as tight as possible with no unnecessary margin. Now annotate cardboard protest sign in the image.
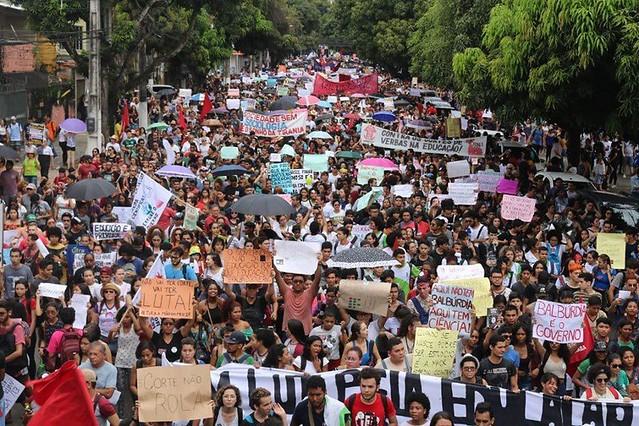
[532,300,586,343]
[220,146,239,160]
[477,170,502,192]
[138,365,212,423]
[38,282,66,299]
[222,249,273,284]
[290,169,314,193]
[596,233,626,270]
[441,277,492,316]
[92,222,131,240]
[303,154,329,173]
[70,293,91,329]
[448,182,478,205]
[269,163,294,194]
[501,194,536,222]
[337,280,391,317]
[428,283,474,335]
[496,178,518,194]
[1,374,25,416]
[437,264,485,282]
[273,240,321,275]
[412,327,458,377]
[356,165,385,185]
[360,123,487,157]
[139,279,195,319]
[241,110,308,137]
[446,117,461,138]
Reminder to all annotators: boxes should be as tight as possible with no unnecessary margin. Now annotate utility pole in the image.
[86,0,102,154]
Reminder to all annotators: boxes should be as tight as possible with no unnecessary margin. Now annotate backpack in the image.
[0,322,29,375]
[345,393,391,426]
[222,352,250,365]
[46,328,81,372]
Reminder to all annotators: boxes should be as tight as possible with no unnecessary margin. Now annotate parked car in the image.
[535,172,597,191]
[579,190,639,228]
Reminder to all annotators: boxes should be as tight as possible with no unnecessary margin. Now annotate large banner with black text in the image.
[211,365,639,426]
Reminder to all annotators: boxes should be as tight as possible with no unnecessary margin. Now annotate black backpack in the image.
[0,323,28,375]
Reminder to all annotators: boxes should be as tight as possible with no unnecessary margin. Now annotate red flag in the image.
[567,316,594,376]
[199,92,212,122]
[121,100,129,132]
[27,361,97,426]
[178,105,187,132]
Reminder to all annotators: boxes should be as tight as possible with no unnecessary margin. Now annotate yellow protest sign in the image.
[442,277,492,315]
[139,278,194,319]
[596,233,626,270]
[138,365,212,422]
[412,327,458,377]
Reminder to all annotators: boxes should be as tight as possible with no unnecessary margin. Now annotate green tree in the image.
[409,0,499,88]
[452,0,639,161]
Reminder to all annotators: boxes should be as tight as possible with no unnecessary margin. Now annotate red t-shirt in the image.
[348,394,396,426]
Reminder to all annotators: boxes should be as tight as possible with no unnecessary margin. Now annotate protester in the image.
[241,388,288,426]
[345,368,397,426]
[400,393,430,426]
[473,403,495,426]
[80,341,117,399]
[81,368,120,426]
[212,385,243,426]
[290,376,350,426]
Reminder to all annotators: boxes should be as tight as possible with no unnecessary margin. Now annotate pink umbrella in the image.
[344,112,361,120]
[297,95,320,106]
[350,93,367,98]
[359,157,398,170]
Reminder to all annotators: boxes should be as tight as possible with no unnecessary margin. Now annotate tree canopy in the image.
[452,0,639,141]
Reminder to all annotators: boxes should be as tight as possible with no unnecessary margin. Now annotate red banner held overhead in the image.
[313,73,378,96]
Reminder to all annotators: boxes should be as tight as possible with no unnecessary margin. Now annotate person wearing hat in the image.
[23,146,40,185]
[572,340,610,393]
[65,216,86,245]
[95,283,121,342]
[216,331,255,367]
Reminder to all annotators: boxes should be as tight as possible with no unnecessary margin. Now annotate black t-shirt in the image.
[478,357,516,389]
[241,413,283,426]
[239,295,268,331]
[291,400,325,426]
[152,331,182,362]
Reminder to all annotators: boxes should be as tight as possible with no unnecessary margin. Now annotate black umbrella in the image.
[327,247,399,268]
[65,178,117,200]
[0,144,19,160]
[231,194,295,216]
[269,96,298,111]
[212,165,250,177]
[394,99,411,107]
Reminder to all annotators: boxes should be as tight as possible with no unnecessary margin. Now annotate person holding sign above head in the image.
[139,299,197,363]
[275,259,322,334]
[240,388,288,426]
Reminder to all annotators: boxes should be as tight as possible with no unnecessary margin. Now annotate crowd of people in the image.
[0,51,638,425]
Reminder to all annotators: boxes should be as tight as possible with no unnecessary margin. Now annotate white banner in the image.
[210,365,639,426]
[92,223,131,240]
[533,300,586,343]
[241,109,308,137]
[130,172,173,229]
[360,123,487,157]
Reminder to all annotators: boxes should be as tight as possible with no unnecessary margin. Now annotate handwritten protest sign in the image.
[392,184,414,198]
[446,160,470,178]
[1,374,25,416]
[477,171,502,192]
[337,280,391,317]
[437,264,485,282]
[448,182,478,205]
[222,249,273,284]
[227,88,240,97]
[70,293,91,329]
[351,224,369,246]
[273,240,321,275]
[533,300,586,343]
[290,169,314,193]
[596,233,626,270]
[428,283,474,335]
[226,98,240,110]
[501,194,536,222]
[269,153,282,163]
[441,277,492,316]
[94,252,117,269]
[303,154,329,172]
[139,279,195,319]
[412,327,458,377]
[241,110,307,137]
[138,365,212,423]
[220,146,239,160]
[496,178,518,194]
[357,165,385,185]
[38,282,66,299]
[92,223,131,240]
[269,163,294,194]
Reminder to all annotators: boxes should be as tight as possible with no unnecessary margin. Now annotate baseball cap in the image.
[72,217,83,225]
[25,214,37,223]
[224,331,247,345]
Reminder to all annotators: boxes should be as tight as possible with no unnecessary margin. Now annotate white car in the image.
[535,171,597,191]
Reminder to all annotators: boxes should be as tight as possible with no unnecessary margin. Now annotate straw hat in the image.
[100,282,121,297]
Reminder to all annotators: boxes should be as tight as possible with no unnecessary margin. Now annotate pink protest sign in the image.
[496,178,518,194]
[501,194,536,222]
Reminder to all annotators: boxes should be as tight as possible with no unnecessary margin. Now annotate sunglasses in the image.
[103,290,116,294]
[611,364,622,368]
[595,378,608,383]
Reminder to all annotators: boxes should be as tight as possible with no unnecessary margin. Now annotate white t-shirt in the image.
[292,356,328,374]
[310,325,342,360]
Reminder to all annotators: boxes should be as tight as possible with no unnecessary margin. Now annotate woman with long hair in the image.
[202,254,224,284]
[608,352,630,397]
[226,302,253,339]
[95,283,122,355]
[284,319,306,358]
[292,335,327,374]
[198,280,227,331]
[341,321,375,367]
[262,344,295,370]
[210,385,242,426]
[398,314,419,355]
[536,340,572,395]
[512,324,539,390]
